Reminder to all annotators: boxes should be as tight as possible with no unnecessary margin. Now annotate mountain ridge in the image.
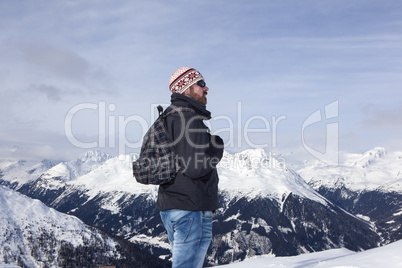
[0,185,170,267]
[1,147,399,266]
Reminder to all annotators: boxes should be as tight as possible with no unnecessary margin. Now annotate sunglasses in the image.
[196,80,206,88]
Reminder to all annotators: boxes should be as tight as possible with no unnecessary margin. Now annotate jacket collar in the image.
[170,93,211,119]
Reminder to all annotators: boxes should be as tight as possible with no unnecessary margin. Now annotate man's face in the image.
[187,81,209,105]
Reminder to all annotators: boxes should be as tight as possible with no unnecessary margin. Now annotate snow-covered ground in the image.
[1,240,401,268]
[219,239,402,267]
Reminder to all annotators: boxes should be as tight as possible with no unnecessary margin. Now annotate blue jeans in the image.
[160,210,213,268]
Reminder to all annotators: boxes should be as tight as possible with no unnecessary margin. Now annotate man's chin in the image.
[191,95,207,105]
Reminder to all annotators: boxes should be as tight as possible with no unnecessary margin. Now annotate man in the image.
[157,67,224,268]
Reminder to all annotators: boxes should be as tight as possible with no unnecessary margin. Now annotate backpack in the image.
[133,105,194,185]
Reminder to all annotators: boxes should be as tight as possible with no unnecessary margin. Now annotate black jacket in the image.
[156,93,224,211]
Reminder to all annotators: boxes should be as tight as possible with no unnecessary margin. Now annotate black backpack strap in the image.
[157,105,164,117]
[157,106,195,143]
[156,105,195,118]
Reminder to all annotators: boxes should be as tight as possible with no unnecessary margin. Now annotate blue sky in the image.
[0,0,401,163]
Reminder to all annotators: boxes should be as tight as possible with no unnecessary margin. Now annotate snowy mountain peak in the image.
[68,156,158,198]
[363,147,386,158]
[218,149,326,205]
[77,150,111,164]
[0,159,60,185]
[346,147,387,168]
[44,148,326,214]
[40,159,60,169]
[220,148,286,174]
[300,147,402,193]
[41,150,112,181]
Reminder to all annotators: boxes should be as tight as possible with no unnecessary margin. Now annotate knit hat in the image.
[169,67,204,94]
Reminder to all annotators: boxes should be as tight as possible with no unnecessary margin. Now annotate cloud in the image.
[20,43,89,81]
[0,41,117,101]
[28,84,63,102]
[361,103,402,130]
[0,122,86,161]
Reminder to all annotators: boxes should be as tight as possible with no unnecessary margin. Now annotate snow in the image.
[2,148,401,201]
[129,234,170,250]
[4,147,400,218]
[1,147,402,267]
[0,159,57,184]
[0,185,118,266]
[32,149,330,216]
[36,152,161,214]
[219,239,402,267]
[41,150,111,181]
[218,149,328,205]
[298,147,402,193]
[1,186,85,245]
[70,156,159,200]
[71,149,309,202]
[394,209,402,216]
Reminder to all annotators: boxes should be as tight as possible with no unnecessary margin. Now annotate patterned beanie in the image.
[169,67,204,94]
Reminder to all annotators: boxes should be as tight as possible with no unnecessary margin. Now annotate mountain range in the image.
[0,185,169,268]
[0,147,401,267]
[299,147,402,244]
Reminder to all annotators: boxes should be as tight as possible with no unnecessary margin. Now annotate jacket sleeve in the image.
[170,113,224,179]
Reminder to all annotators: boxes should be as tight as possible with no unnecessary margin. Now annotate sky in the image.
[0,0,401,163]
